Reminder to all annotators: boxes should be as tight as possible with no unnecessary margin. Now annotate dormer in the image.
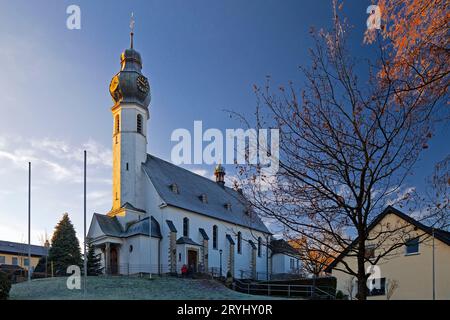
[200,194,208,203]
[169,183,179,194]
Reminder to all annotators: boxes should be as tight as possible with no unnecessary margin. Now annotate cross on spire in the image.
[130,12,135,49]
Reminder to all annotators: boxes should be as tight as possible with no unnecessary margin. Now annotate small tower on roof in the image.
[214,164,226,187]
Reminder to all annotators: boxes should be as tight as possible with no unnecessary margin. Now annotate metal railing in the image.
[101,263,225,278]
[233,278,335,299]
[237,269,309,281]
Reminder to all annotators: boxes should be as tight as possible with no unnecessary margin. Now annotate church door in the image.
[110,247,118,275]
[187,250,198,273]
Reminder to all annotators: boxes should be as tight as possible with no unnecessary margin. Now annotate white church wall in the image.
[118,235,159,274]
[87,218,102,239]
[142,177,271,279]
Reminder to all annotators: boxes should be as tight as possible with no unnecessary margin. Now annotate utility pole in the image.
[266,235,270,281]
[149,214,152,279]
[83,150,87,296]
[27,162,31,283]
[432,227,435,300]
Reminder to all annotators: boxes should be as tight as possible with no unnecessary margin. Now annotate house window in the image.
[290,258,295,269]
[368,278,386,296]
[137,114,143,134]
[126,163,129,171]
[115,115,120,134]
[257,237,262,257]
[237,232,242,254]
[0,256,5,264]
[406,237,419,255]
[24,258,30,267]
[365,245,376,259]
[213,225,218,249]
[12,257,18,265]
[183,217,189,237]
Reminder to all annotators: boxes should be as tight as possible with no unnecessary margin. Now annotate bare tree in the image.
[232,2,447,299]
[426,156,450,229]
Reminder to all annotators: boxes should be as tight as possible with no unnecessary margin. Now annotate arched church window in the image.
[183,217,189,237]
[237,232,242,254]
[115,115,120,134]
[137,114,143,134]
[213,225,218,249]
[257,237,262,257]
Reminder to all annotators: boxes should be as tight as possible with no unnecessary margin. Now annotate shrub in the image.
[336,290,344,300]
[0,271,12,300]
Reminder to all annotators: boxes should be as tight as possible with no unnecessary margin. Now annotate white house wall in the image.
[271,254,301,275]
[272,254,285,274]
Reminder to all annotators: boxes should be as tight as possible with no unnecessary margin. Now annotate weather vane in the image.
[130,12,135,48]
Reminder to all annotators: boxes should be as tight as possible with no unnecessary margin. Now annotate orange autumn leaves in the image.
[365,0,449,98]
[289,237,337,275]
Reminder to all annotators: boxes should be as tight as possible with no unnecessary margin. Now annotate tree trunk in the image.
[356,238,367,300]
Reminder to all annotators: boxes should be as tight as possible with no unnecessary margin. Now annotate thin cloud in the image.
[0,135,112,184]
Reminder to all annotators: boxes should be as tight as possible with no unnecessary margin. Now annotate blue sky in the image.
[0,0,448,245]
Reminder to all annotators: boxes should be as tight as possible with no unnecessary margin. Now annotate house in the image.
[87,29,282,280]
[270,239,302,277]
[0,240,48,273]
[326,206,450,300]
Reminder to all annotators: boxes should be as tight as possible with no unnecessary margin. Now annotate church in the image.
[87,28,297,280]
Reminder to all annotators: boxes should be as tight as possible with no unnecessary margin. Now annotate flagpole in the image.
[28,162,31,283]
[83,150,87,296]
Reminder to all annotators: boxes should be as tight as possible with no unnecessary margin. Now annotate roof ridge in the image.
[0,239,46,249]
[325,206,450,272]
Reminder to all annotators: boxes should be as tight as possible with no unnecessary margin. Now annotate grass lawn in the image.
[10,276,281,300]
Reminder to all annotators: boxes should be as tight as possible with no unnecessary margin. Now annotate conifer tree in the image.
[86,239,102,276]
[48,213,82,275]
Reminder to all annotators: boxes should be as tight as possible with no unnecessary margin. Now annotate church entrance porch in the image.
[100,241,121,275]
[110,246,119,275]
[187,249,198,274]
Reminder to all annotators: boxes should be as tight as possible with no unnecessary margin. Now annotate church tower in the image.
[108,19,151,217]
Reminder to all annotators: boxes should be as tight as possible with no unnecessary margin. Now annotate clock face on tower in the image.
[109,75,119,93]
[137,75,149,94]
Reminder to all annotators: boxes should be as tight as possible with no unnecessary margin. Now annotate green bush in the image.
[0,271,12,300]
[336,290,344,299]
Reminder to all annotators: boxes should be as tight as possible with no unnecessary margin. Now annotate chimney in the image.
[214,164,225,187]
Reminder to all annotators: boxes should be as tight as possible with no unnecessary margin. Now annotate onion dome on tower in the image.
[214,164,226,187]
[109,14,151,109]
